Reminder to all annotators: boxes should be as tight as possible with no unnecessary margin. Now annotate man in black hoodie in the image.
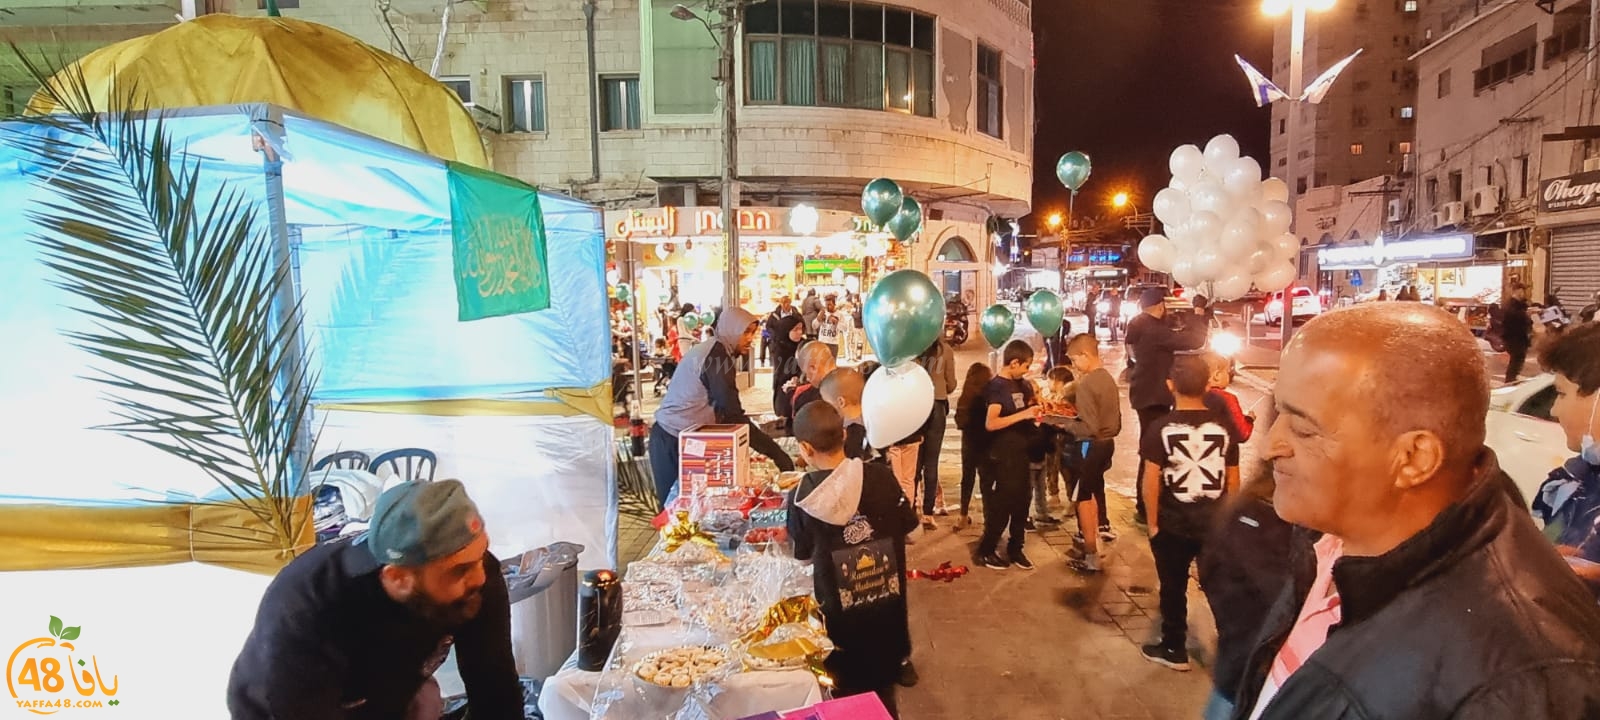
[1124,287,1207,517]
[1232,303,1600,720]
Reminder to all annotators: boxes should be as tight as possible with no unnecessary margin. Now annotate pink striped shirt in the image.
[1248,535,1345,720]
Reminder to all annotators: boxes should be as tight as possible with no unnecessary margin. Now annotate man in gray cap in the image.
[228,480,522,720]
[1124,286,1207,519]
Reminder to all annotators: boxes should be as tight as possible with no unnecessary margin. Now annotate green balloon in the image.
[700,310,716,327]
[862,270,946,367]
[980,304,1016,349]
[681,315,700,331]
[1056,151,1092,193]
[861,178,904,227]
[1026,289,1065,336]
[615,284,631,302]
[887,197,923,243]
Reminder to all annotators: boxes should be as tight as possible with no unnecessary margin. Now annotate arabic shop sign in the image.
[613,207,777,237]
[1316,233,1474,270]
[802,258,863,274]
[1068,247,1125,266]
[1539,170,1600,213]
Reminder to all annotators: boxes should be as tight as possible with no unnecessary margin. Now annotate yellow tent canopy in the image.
[30,14,488,168]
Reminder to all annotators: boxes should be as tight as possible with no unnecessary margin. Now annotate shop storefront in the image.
[1317,233,1504,302]
[605,205,980,343]
[1537,169,1600,308]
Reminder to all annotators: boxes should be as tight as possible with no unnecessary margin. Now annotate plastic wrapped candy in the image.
[736,596,834,677]
[590,626,738,720]
[681,582,764,641]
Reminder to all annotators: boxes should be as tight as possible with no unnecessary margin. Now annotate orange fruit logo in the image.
[6,616,119,715]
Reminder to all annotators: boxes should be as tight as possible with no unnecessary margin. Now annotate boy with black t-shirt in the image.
[976,340,1044,571]
[1139,353,1240,672]
[786,402,918,717]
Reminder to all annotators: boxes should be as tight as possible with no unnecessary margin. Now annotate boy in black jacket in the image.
[787,402,918,718]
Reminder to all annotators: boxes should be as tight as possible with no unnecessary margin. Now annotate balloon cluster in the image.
[1138,135,1299,301]
[861,178,923,243]
[859,270,944,448]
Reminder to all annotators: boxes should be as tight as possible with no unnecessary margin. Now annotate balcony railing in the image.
[988,0,1029,27]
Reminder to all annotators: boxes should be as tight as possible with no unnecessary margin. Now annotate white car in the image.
[1262,286,1323,326]
[1485,373,1570,506]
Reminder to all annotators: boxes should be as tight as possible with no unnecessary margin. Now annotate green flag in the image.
[447,162,551,321]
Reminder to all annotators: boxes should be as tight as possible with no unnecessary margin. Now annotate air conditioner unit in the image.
[1387,199,1406,222]
[1585,157,1600,173]
[1442,201,1466,226]
[1472,186,1502,216]
[1431,211,1448,229]
[656,183,698,207]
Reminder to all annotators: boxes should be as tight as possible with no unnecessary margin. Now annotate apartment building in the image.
[1,0,1033,315]
[1270,0,1422,210]
[1412,0,1598,305]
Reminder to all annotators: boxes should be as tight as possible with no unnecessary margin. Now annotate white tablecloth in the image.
[537,622,823,720]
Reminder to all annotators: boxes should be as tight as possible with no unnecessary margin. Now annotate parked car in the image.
[1261,286,1323,326]
[1485,374,1569,507]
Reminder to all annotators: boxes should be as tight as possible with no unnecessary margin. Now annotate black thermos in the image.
[577,569,623,671]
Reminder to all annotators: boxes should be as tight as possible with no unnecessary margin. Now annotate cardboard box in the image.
[679,423,749,495]
[735,693,893,720]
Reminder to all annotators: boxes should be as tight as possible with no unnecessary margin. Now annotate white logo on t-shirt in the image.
[1161,422,1229,502]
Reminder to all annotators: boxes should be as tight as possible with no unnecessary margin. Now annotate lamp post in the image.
[673,1,745,312]
[1262,0,1335,346]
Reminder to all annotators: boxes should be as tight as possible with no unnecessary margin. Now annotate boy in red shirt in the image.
[1202,352,1253,444]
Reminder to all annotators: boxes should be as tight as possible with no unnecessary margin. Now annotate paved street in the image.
[627,318,1269,719]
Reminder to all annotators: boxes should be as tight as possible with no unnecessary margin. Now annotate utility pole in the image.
[718,0,743,312]
[1281,1,1307,348]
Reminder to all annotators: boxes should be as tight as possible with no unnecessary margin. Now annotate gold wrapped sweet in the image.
[738,596,834,677]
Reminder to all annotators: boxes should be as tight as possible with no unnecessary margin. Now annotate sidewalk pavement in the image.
[626,335,1271,719]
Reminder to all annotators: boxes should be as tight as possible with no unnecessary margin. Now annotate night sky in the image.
[1030,0,1274,232]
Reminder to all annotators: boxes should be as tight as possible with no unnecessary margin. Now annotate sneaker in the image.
[1067,554,1101,573]
[955,514,972,530]
[921,517,939,531]
[1140,644,1192,671]
[1024,519,1037,532]
[897,660,919,687]
[1033,515,1062,526]
[979,553,1009,570]
[1099,525,1119,542]
[1011,550,1035,571]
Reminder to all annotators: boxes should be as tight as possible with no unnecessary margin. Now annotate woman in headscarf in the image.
[769,314,807,419]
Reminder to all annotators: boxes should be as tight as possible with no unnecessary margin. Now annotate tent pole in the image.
[256,106,313,492]
[628,238,644,416]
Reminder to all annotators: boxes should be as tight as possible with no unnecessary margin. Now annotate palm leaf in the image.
[6,48,316,556]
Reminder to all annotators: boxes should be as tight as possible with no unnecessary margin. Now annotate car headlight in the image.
[1122,304,1139,319]
[1210,331,1243,358]
[1096,300,1109,314]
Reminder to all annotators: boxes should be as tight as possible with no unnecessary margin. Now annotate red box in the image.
[678,423,749,496]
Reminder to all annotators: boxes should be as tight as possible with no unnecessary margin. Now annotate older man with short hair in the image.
[1234,303,1600,720]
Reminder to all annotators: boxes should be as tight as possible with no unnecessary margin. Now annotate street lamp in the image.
[1261,0,1336,346]
[1046,212,1063,230]
[1111,191,1130,209]
[672,1,745,312]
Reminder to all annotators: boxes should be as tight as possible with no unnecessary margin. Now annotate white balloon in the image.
[1138,234,1175,272]
[1171,258,1200,288]
[1189,180,1235,219]
[1169,176,1190,194]
[1170,144,1205,183]
[1256,261,1297,292]
[1152,187,1193,226]
[1247,247,1274,274]
[1261,200,1293,236]
[1193,246,1227,282]
[1220,209,1263,260]
[1168,232,1197,261]
[862,362,935,449]
[1261,177,1290,204]
[1185,211,1223,244]
[1272,232,1301,261]
[1214,271,1254,301]
[1204,134,1242,176]
[1224,157,1264,200]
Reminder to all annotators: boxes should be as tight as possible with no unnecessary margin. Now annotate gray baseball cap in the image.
[365,479,484,567]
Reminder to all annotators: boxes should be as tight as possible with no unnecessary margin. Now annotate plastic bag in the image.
[590,625,737,720]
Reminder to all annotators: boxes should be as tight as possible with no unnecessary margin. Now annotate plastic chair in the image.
[368,448,438,483]
[312,450,371,472]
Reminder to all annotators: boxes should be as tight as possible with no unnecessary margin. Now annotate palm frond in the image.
[7,47,317,557]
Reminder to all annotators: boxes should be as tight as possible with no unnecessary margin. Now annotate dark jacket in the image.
[1231,452,1600,720]
[1199,478,1310,704]
[228,540,522,720]
[1502,298,1533,350]
[1124,311,1207,410]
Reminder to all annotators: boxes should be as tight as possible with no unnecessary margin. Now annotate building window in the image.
[1350,143,1365,155]
[1278,119,1287,135]
[440,77,474,107]
[1278,157,1287,167]
[1403,0,1418,11]
[1474,25,1537,93]
[1437,68,1452,98]
[744,0,935,118]
[1426,177,1438,207]
[1517,156,1530,198]
[1400,105,1414,119]
[1544,5,1592,66]
[1297,177,1308,194]
[503,76,546,133]
[1449,170,1463,202]
[601,75,641,131]
[1399,141,1412,153]
[1,84,38,116]
[977,43,1003,138]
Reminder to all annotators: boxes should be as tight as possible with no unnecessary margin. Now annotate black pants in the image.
[960,434,981,515]
[918,400,950,514]
[1151,531,1207,650]
[1134,406,1171,517]
[1506,344,1528,384]
[648,422,679,507]
[977,449,1030,557]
